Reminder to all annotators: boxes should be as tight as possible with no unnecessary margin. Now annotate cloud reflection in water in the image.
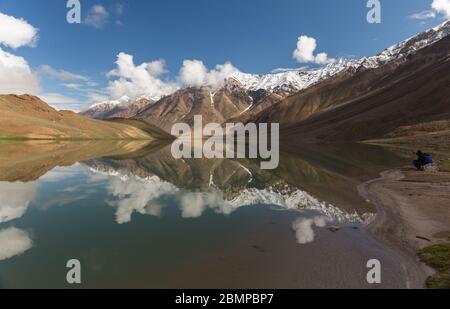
[92,169,361,229]
[0,182,38,223]
[0,227,33,261]
[292,216,330,244]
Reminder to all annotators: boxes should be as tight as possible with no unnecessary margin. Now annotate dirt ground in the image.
[358,168,450,288]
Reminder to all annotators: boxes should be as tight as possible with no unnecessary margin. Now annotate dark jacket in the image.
[418,153,433,165]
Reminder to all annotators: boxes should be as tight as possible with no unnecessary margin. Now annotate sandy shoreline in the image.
[358,168,450,288]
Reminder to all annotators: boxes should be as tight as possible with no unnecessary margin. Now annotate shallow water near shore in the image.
[0,141,418,288]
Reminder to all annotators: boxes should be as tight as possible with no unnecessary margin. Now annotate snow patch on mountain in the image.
[81,94,155,118]
[230,58,356,95]
[348,20,450,71]
[230,20,449,95]
[82,21,449,116]
[375,19,449,63]
[87,165,368,224]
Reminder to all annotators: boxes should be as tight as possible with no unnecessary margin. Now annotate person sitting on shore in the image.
[413,150,433,171]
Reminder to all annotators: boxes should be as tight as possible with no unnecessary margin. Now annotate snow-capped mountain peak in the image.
[358,19,450,68]
[229,20,449,95]
[89,95,131,110]
[82,21,449,118]
[226,58,357,97]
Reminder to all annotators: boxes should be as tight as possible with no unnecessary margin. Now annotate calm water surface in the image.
[0,141,412,288]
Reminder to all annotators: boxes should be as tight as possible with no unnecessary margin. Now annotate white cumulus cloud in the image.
[106,52,178,101]
[409,0,450,20]
[314,52,332,65]
[84,4,109,29]
[104,51,244,102]
[178,59,207,87]
[0,48,40,94]
[0,13,40,95]
[432,0,450,17]
[0,12,39,49]
[0,12,91,107]
[105,56,242,101]
[293,35,334,65]
[179,60,239,89]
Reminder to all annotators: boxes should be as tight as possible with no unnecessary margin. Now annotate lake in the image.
[0,140,413,288]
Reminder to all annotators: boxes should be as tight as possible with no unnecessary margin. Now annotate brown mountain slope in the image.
[135,87,225,132]
[81,98,154,119]
[253,36,450,142]
[81,78,283,131]
[212,80,253,119]
[213,79,282,121]
[134,83,283,132]
[103,118,175,140]
[0,140,153,182]
[0,95,154,139]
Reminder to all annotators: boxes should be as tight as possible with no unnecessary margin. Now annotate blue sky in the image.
[0,0,448,110]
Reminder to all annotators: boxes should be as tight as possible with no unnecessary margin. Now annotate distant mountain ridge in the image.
[82,97,154,119]
[79,21,450,140]
[252,22,450,141]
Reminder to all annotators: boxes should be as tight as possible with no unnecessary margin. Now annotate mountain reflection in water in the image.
[0,141,409,288]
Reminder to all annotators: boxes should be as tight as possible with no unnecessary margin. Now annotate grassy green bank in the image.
[419,242,450,289]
